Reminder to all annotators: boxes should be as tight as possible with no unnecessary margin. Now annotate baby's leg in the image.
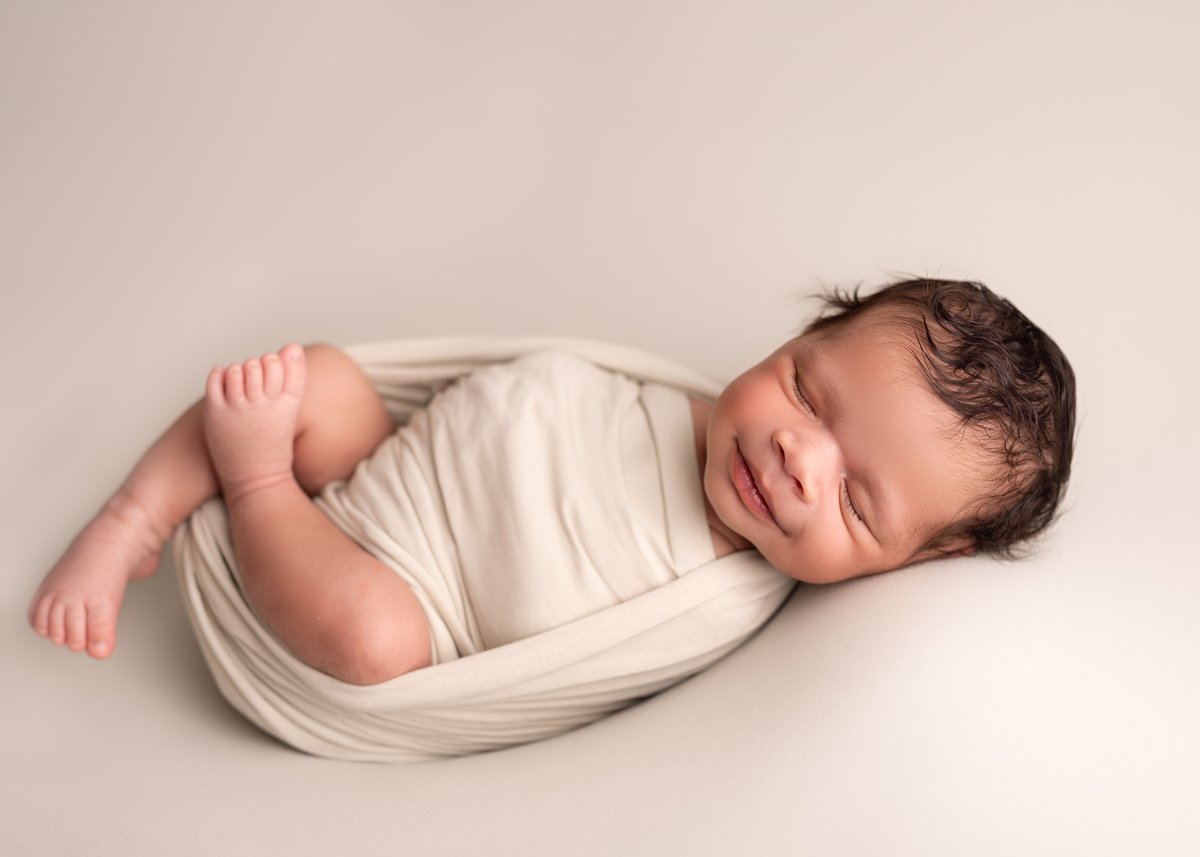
[29,344,394,660]
[204,349,431,685]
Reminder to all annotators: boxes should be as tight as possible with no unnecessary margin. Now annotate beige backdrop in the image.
[3,2,1197,855]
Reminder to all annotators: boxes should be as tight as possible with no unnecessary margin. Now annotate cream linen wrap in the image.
[174,337,795,763]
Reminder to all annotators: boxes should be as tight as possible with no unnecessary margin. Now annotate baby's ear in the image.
[935,536,976,560]
[909,537,976,565]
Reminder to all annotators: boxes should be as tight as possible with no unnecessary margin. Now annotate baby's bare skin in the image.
[29,343,430,684]
[26,493,165,658]
[26,345,306,660]
[205,348,432,684]
[203,345,307,505]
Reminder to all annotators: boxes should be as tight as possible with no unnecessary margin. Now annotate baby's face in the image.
[704,311,982,584]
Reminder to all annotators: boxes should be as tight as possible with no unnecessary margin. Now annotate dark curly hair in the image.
[804,277,1076,559]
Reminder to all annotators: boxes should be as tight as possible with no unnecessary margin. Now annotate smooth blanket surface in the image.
[174,337,795,762]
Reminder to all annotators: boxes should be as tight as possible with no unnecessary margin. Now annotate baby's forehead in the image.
[790,311,929,385]
[800,303,925,348]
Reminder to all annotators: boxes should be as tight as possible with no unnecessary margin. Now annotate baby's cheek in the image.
[767,536,856,585]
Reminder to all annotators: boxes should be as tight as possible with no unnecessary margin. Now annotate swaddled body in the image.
[175,339,793,761]
[322,349,715,663]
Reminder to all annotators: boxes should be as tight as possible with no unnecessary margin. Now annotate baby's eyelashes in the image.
[790,367,815,414]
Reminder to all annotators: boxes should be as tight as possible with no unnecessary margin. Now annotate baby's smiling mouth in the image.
[732,444,779,528]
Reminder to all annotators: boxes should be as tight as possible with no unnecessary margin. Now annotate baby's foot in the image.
[203,344,307,506]
[29,491,164,659]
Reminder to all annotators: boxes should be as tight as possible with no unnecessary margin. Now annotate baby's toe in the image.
[48,600,66,645]
[280,344,307,398]
[205,367,226,406]
[224,363,246,405]
[86,601,117,659]
[261,352,283,397]
[244,358,264,400]
[65,601,87,652]
[29,593,51,636]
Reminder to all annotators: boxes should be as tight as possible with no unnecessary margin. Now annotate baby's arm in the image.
[204,347,432,684]
[28,344,397,662]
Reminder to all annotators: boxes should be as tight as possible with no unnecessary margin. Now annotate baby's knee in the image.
[298,342,379,406]
[330,608,432,687]
[291,342,394,493]
[301,342,354,377]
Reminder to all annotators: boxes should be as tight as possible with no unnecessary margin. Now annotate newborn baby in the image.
[29,277,1075,702]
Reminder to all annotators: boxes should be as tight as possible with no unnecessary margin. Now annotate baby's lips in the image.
[732,445,779,526]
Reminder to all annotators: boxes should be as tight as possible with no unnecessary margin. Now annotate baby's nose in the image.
[772,428,837,501]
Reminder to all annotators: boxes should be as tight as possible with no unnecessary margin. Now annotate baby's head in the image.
[703,277,1076,584]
